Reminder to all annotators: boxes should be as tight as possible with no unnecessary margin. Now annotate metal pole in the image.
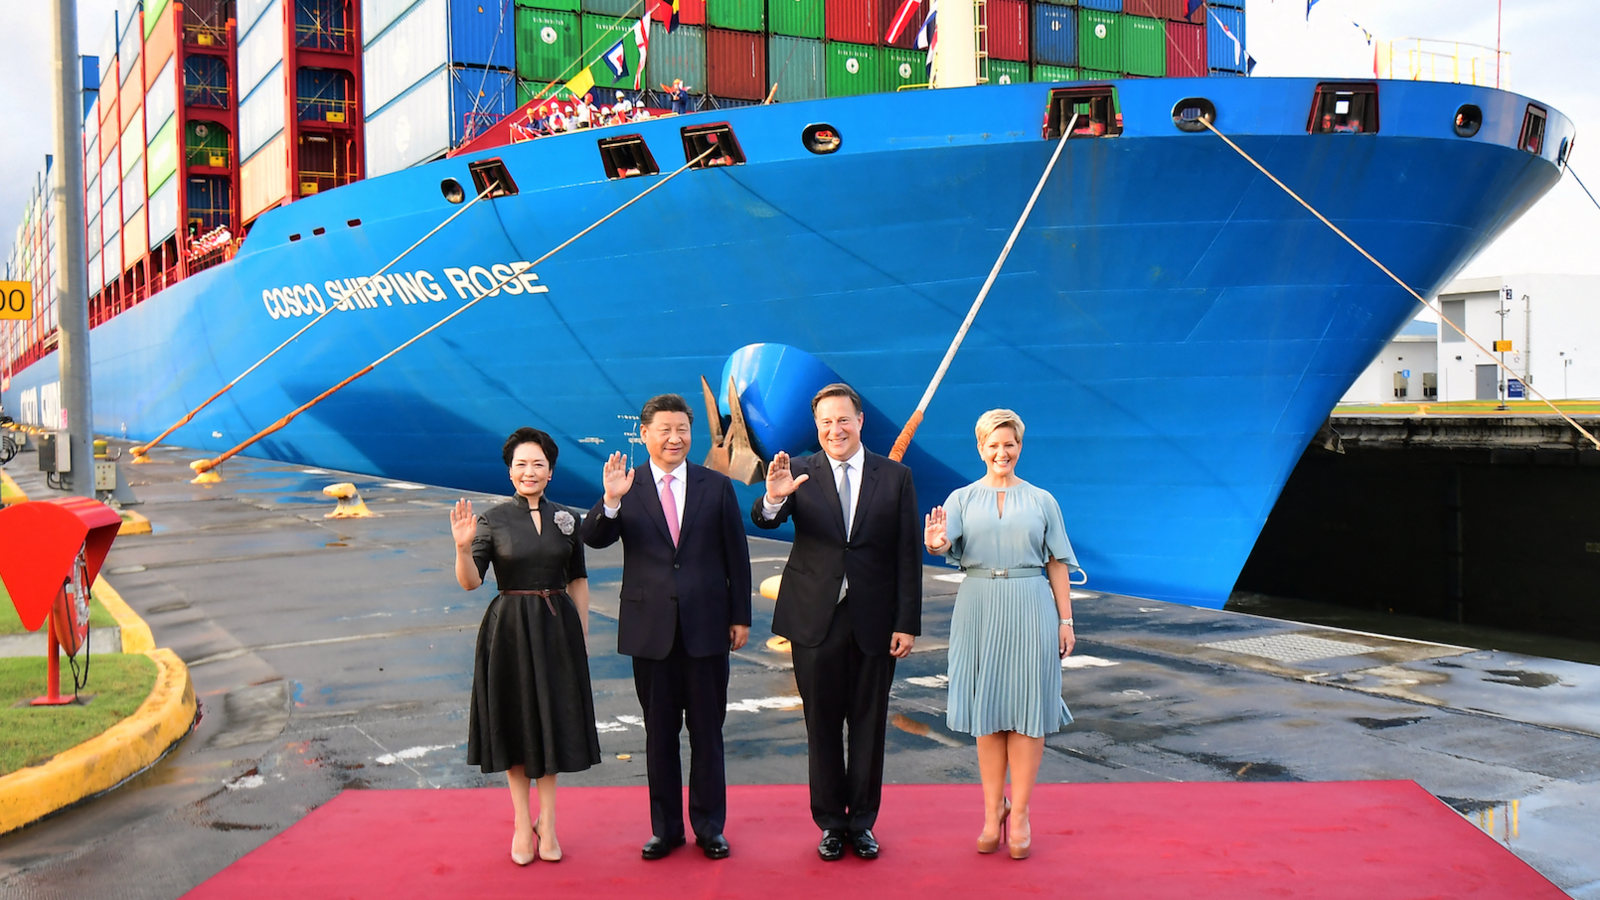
[1496,0,1502,89]
[50,0,94,496]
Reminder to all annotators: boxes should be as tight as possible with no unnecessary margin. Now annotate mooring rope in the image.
[130,181,499,461]
[1200,117,1600,451]
[888,113,1079,462]
[1569,163,1600,215]
[189,145,718,478]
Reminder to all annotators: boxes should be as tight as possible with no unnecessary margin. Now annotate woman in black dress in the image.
[450,428,601,865]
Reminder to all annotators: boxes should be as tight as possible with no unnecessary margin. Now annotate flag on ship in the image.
[1306,0,1320,19]
[652,0,679,34]
[885,0,922,45]
[603,37,630,79]
[916,0,937,74]
[1186,0,1203,18]
[632,18,650,89]
[1209,7,1244,66]
[567,64,596,98]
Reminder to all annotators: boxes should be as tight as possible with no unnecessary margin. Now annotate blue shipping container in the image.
[1207,4,1246,72]
[81,56,100,117]
[451,65,516,144]
[1078,0,1121,10]
[451,0,516,71]
[297,68,352,120]
[1033,4,1078,67]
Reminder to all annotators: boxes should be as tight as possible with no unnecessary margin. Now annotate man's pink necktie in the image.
[660,474,680,546]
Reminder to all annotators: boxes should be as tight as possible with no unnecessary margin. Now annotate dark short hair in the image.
[640,393,694,426]
[502,427,559,469]
[811,383,862,416]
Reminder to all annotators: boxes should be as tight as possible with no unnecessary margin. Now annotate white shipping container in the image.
[100,156,118,195]
[102,233,121,288]
[363,0,448,116]
[240,64,287,161]
[239,0,278,38]
[144,58,177,134]
[122,161,145,220]
[87,251,102,295]
[239,0,284,98]
[101,181,119,224]
[363,0,424,47]
[148,174,179,244]
[364,66,450,177]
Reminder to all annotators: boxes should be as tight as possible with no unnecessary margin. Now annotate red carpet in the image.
[183,782,1563,899]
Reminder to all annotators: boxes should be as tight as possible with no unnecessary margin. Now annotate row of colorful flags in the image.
[565,0,680,98]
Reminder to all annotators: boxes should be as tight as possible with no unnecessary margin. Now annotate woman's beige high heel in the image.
[535,822,563,862]
[977,798,1012,854]
[1008,808,1031,860]
[511,823,536,866]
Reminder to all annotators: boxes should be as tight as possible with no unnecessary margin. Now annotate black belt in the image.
[502,588,565,616]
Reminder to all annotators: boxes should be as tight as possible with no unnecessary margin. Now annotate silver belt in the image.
[961,567,1043,579]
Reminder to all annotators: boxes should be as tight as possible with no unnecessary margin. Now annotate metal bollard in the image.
[322,483,374,518]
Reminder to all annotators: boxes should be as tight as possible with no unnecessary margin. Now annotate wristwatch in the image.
[1060,618,1074,628]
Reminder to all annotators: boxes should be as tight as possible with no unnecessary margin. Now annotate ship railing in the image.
[297,95,356,125]
[186,144,233,169]
[295,22,355,53]
[186,238,241,276]
[1376,38,1511,89]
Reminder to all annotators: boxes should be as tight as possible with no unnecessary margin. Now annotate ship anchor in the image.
[700,376,765,486]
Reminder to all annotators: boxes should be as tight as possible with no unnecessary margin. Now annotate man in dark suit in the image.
[582,393,752,860]
[752,383,921,861]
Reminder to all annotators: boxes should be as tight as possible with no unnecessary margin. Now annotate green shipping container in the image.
[145,117,178,190]
[517,8,583,83]
[648,22,706,90]
[707,0,763,32]
[1121,14,1164,77]
[581,17,645,91]
[518,79,576,106]
[1080,68,1118,80]
[769,0,823,39]
[986,59,1029,85]
[880,47,924,92]
[768,35,824,102]
[1033,64,1079,82]
[826,41,878,97]
[519,0,581,13]
[581,0,640,15]
[1078,10,1121,74]
[185,120,229,167]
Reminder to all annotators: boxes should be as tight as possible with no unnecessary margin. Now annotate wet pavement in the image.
[1,443,1597,899]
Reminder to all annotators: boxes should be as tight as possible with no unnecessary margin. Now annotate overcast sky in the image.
[2,0,1596,279]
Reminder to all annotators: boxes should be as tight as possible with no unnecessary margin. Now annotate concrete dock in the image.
[1,442,1597,898]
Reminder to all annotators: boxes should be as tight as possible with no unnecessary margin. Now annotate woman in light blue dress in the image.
[924,409,1081,861]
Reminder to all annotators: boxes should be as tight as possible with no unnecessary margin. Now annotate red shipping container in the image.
[826,0,878,45]
[879,0,926,49]
[986,0,1028,62]
[1126,0,1187,19]
[706,27,767,100]
[1166,20,1205,77]
[678,0,706,26]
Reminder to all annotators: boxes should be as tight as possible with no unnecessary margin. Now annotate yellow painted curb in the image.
[93,577,154,654]
[117,509,152,536]
[0,580,194,835]
[0,469,25,506]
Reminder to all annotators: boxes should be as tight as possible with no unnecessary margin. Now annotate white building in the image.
[1339,274,1600,405]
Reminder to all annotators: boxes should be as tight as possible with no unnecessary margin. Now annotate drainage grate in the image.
[1199,633,1377,663]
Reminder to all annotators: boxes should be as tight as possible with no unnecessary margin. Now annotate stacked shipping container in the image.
[363,0,517,177]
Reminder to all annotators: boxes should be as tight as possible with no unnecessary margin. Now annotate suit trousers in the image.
[632,625,730,841]
[789,595,897,833]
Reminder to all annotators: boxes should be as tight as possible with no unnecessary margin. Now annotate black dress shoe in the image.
[641,835,686,860]
[817,829,848,861]
[850,829,880,859]
[696,833,730,859]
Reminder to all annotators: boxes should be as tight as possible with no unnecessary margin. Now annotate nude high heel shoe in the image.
[977,798,1011,854]
[512,822,536,866]
[535,821,563,862]
[1008,808,1031,860]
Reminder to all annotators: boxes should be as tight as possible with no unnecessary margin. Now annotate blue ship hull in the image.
[3,79,1571,607]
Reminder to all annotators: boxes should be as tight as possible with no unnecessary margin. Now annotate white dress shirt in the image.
[761,446,864,601]
[603,459,686,528]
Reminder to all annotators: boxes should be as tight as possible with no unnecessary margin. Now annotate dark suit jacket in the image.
[582,461,752,660]
[751,450,921,653]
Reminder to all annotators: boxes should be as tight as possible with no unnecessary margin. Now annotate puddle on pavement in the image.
[1482,670,1563,688]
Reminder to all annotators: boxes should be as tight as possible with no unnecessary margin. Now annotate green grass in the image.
[0,581,117,636]
[0,653,158,776]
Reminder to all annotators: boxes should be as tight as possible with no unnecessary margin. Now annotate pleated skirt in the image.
[467,591,602,775]
[946,576,1073,739]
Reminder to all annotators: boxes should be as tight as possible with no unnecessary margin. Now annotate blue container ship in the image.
[2,76,1573,607]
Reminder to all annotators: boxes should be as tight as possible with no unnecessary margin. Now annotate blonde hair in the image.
[975,409,1025,445]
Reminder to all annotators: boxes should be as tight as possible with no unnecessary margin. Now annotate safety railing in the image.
[297,95,356,124]
[1375,38,1511,89]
